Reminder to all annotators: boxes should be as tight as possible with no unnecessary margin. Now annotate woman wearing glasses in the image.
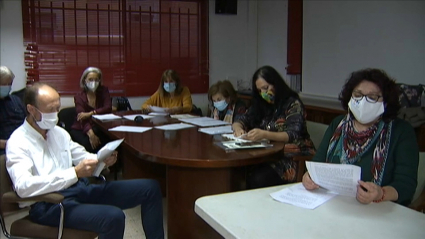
[70,67,112,153]
[302,68,419,206]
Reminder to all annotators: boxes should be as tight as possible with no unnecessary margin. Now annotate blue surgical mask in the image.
[0,85,11,98]
[214,100,228,111]
[164,82,176,93]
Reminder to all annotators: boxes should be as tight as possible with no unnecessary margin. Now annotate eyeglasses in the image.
[351,91,382,103]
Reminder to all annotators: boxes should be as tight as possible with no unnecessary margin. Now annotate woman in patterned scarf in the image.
[233,66,315,189]
[302,68,419,206]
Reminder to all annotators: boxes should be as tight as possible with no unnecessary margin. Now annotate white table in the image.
[195,184,425,239]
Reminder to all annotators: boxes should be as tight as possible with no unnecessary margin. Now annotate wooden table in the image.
[195,184,425,239]
[94,113,285,239]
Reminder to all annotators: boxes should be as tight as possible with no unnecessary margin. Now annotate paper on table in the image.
[270,183,337,209]
[170,114,200,119]
[179,117,230,127]
[108,125,152,133]
[148,112,170,116]
[220,141,271,150]
[123,114,155,120]
[306,161,361,197]
[93,138,124,177]
[150,106,168,113]
[198,125,233,135]
[154,123,195,130]
[92,114,122,121]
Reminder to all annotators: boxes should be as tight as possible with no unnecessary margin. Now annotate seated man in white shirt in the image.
[6,83,164,239]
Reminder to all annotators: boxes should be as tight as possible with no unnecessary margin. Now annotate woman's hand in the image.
[356,180,383,204]
[302,172,319,190]
[246,128,267,141]
[232,125,246,137]
[77,111,93,121]
[87,129,101,150]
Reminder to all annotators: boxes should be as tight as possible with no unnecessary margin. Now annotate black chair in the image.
[191,104,203,116]
[113,97,132,112]
[58,107,77,133]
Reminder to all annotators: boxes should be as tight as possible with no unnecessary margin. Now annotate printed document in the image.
[154,123,195,130]
[92,114,122,121]
[108,126,152,133]
[306,161,361,197]
[179,117,230,127]
[93,138,124,177]
[170,114,200,119]
[270,183,336,209]
[149,106,168,113]
[198,125,233,135]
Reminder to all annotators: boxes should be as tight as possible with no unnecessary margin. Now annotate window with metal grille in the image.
[22,0,209,96]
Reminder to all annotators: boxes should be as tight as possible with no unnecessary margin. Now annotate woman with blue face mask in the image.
[70,67,112,153]
[302,68,419,206]
[232,66,315,189]
[142,69,193,114]
[208,80,247,123]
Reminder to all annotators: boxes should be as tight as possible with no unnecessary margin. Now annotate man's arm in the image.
[6,142,78,198]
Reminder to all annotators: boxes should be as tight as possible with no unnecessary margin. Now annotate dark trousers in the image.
[29,178,164,239]
[70,125,109,153]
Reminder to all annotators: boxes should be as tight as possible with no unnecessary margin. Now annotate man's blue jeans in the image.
[29,178,164,239]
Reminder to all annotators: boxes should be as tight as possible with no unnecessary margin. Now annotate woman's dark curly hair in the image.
[339,68,400,122]
[246,66,300,125]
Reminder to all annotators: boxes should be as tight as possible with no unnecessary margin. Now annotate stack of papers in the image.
[93,138,124,176]
[149,112,169,116]
[179,117,230,127]
[198,125,233,135]
[92,114,122,121]
[123,114,156,120]
[150,106,168,113]
[108,126,152,133]
[306,161,361,197]
[154,123,195,130]
[171,114,200,119]
[221,141,271,150]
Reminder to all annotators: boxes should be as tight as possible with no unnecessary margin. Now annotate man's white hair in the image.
[0,66,15,81]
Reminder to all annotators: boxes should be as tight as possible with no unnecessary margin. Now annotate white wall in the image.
[0,0,289,114]
[303,0,425,100]
[0,0,26,91]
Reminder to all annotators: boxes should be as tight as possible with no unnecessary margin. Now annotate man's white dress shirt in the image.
[6,119,97,207]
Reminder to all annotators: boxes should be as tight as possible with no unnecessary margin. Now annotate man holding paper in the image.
[6,83,164,239]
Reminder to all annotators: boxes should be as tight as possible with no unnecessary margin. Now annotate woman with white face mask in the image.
[208,80,247,123]
[302,68,419,207]
[70,67,112,153]
[141,69,193,114]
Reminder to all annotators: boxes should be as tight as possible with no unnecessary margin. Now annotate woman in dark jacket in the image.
[70,67,111,153]
[232,66,315,189]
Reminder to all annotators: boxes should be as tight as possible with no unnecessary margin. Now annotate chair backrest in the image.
[0,155,20,214]
[191,104,203,116]
[58,107,77,133]
[413,152,425,202]
[113,97,132,111]
[306,121,329,150]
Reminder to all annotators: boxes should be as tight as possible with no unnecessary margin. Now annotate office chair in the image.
[58,107,77,133]
[0,154,98,239]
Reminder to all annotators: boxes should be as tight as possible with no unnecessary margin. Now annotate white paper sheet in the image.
[93,138,124,177]
[221,133,251,142]
[92,114,122,121]
[306,161,361,197]
[170,114,200,119]
[150,106,168,113]
[270,183,337,209]
[123,114,155,120]
[179,117,230,127]
[108,125,152,133]
[198,125,233,135]
[148,112,170,116]
[154,123,195,130]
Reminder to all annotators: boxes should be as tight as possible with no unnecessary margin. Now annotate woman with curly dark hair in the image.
[232,66,315,189]
[302,68,419,206]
